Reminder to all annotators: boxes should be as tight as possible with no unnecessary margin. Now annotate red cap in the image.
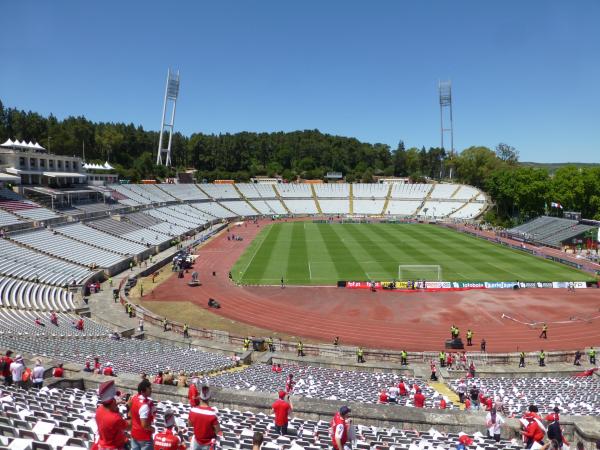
[278,390,286,399]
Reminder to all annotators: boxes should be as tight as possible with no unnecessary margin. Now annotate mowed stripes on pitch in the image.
[232,223,593,285]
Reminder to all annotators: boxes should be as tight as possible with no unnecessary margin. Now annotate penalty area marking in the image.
[239,225,273,281]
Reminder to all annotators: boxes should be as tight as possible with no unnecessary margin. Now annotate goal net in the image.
[398,265,442,281]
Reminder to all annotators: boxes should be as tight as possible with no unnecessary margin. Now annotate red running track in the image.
[145,219,600,353]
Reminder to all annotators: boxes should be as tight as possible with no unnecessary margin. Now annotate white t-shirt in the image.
[388,386,399,400]
[486,412,504,435]
[10,361,24,381]
[32,365,45,383]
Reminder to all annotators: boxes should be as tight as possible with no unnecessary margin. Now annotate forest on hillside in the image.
[2,101,600,224]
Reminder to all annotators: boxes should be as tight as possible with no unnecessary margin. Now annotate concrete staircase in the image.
[349,184,354,214]
[414,183,436,217]
[310,185,323,214]
[233,184,261,215]
[380,184,393,215]
[271,185,291,214]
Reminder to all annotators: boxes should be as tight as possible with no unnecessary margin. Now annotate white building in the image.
[0,139,86,186]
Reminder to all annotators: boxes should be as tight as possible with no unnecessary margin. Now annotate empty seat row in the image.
[0,240,92,286]
[0,276,75,311]
[10,229,123,268]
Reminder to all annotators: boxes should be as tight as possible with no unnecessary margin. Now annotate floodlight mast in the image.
[439,80,454,178]
[156,69,180,166]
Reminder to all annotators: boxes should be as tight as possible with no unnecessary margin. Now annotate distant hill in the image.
[520,162,600,172]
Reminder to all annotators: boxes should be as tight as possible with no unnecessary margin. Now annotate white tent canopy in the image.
[83,161,115,171]
[0,138,46,150]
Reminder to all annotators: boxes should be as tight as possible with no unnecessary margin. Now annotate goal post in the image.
[398,265,442,281]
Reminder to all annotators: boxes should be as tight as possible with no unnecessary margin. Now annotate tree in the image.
[455,146,503,188]
[495,143,519,164]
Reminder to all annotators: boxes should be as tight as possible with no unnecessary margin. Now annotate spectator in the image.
[547,411,564,449]
[469,385,480,410]
[32,360,45,389]
[456,379,467,403]
[129,379,156,450]
[153,410,184,450]
[398,378,408,396]
[521,406,546,449]
[414,388,425,408]
[95,380,130,450]
[177,370,188,387]
[457,434,473,450]
[76,318,84,331]
[331,406,352,450]
[188,377,200,407]
[103,363,115,377]
[469,361,476,378]
[430,362,438,381]
[83,361,93,373]
[271,390,293,435]
[163,370,174,386]
[188,385,220,450]
[439,397,447,409]
[139,318,144,332]
[285,373,294,394]
[50,311,58,326]
[378,389,388,404]
[485,406,505,442]
[10,355,25,388]
[34,317,44,327]
[252,432,264,450]
[53,363,64,378]
[388,384,399,403]
[1,350,14,385]
[153,371,164,384]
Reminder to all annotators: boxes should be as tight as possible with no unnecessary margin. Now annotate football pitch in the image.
[231,222,593,285]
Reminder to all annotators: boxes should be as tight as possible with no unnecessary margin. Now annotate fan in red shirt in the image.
[76,318,84,331]
[285,374,294,394]
[188,385,220,449]
[414,388,426,408]
[94,380,130,450]
[188,378,200,407]
[485,396,493,411]
[52,363,64,378]
[331,406,352,450]
[129,379,156,450]
[544,406,560,423]
[521,406,546,448]
[103,363,115,377]
[271,364,282,373]
[457,433,473,449]
[271,391,293,435]
[439,397,447,409]
[154,410,185,450]
[153,371,164,384]
[378,389,388,404]
[398,379,408,396]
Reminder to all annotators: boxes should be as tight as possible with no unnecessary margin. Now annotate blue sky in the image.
[1,1,599,162]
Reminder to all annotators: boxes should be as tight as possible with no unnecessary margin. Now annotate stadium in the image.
[2,2,600,450]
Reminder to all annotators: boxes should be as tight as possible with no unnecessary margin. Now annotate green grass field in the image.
[231,223,593,285]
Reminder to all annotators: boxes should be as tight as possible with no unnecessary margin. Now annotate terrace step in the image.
[380,184,393,215]
[233,184,262,215]
[414,183,435,217]
[272,185,291,214]
[310,185,323,214]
